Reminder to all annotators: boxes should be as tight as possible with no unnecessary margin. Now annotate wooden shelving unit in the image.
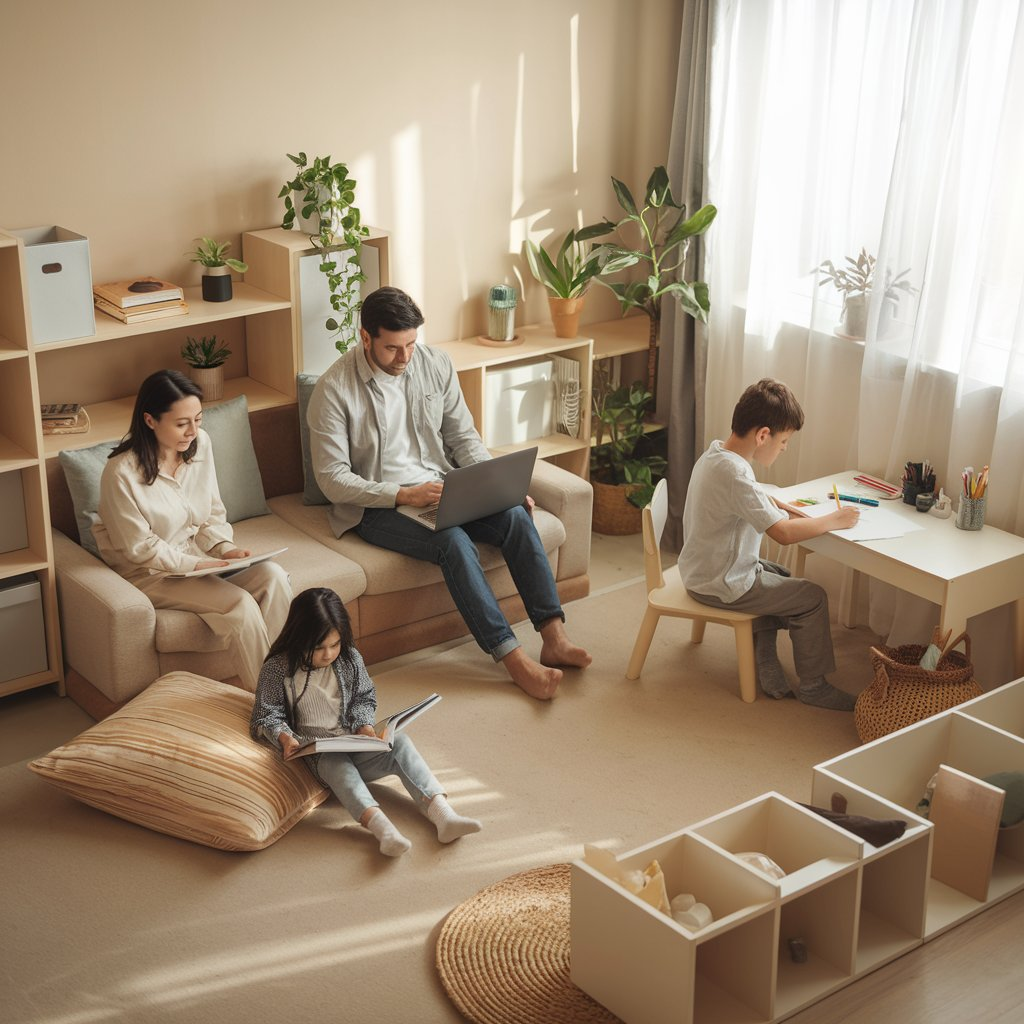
[571,678,1024,1023]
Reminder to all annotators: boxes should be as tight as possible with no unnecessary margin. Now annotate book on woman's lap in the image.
[285,693,442,758]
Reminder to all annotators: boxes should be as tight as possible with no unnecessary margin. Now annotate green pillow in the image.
[297,373,329,506]
[58,441,119,555]
[201,395,270,522]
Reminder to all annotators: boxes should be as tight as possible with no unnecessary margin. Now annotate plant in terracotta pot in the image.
[280,151,369,353]
[181,335,231,401]
[589,166,717,395]
[589,364,667,534]
[816,248,915,340]
[185,237,248,303]
[523,224,611,338]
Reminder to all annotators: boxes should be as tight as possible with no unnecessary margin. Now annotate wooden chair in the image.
[626,479,758,702]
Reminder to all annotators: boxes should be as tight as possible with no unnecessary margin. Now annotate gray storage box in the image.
[0,471,29,554]
[10,225,95,344]
[0,574,48,682]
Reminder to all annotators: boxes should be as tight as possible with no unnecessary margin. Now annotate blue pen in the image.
[835,493,879,507]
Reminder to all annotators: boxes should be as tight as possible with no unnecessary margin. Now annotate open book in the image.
[285,693,442,759]
[167,548,288,579]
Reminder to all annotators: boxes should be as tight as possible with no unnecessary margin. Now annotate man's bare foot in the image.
[539,619,593,669]
[502,647,562,700]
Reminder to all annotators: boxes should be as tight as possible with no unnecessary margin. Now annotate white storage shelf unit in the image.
[571,678,1024,1024]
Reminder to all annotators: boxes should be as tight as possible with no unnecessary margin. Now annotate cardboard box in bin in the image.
[10,226,95,344]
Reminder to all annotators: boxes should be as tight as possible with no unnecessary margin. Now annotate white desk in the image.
[776,471,1024,673]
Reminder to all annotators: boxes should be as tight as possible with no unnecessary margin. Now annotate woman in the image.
[92,369,290,690]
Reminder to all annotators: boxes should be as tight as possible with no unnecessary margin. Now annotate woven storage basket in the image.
[591,480,642,535]
[854,631,982,743]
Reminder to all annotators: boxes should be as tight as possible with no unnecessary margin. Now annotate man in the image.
[307,286,591,700]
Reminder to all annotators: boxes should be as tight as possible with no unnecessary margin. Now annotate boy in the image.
[678,379,860,710]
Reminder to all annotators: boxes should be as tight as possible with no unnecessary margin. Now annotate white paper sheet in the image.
[796,503,924,542]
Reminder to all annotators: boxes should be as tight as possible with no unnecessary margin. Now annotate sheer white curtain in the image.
[704,0,1024,683]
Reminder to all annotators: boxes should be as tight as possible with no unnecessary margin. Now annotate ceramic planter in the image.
[188,365,224,401]
[548,295,585,339]
[202,265,232,303]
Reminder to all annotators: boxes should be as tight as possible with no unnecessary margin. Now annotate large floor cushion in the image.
[29,672,328,851]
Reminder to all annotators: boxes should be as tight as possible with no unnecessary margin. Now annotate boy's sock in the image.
[796,677,857,711]
[426,795,482,843]
[365,809,412,857]
[754,629,791,699]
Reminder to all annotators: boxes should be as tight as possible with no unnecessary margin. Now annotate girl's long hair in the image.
[109,369,202,484]
[266,587,357,676]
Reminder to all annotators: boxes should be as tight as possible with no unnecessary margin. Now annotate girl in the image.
[250,587,481,857]
[92,369,291,690]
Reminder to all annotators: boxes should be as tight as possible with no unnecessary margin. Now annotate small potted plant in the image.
[279,151,369,353]
[181,335,231,400]
[817,248,916,340]
[589,366,667,534]
[185,237,248,303]
[523,224,611,338]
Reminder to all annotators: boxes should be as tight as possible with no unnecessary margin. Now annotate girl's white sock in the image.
[426,795,482,843]
[365,809,411,857]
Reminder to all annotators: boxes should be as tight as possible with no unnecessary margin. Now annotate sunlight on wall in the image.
[390,124,425,320]
[508,50,528,260]
[570,14,581,175]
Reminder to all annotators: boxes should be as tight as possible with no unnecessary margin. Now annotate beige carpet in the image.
[2,579,877,1024]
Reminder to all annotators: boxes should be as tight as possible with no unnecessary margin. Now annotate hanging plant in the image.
[279,152,369,353]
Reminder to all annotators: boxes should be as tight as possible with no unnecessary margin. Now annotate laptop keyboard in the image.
[418,503,440,524]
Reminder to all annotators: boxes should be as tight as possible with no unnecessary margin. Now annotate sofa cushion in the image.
[28,672,328,851]
[58,441,119,556]
[296,373,330,506]
[267,493,564,595]
[202,394,271,522]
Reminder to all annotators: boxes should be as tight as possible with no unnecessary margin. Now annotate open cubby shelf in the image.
[571,678,1024,1024]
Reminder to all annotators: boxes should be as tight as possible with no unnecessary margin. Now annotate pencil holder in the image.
[902,482,924,506]
[955,496,986,531]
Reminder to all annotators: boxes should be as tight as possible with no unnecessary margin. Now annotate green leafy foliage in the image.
[280,152,369,353]
[181,335,231,369]
[523,223,612,298]
[184,237,248,274]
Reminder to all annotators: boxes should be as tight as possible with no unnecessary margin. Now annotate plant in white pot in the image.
[589,166,717,396]
[816,248,916,340]
[185,237,248,303]
[181,335,231,401]
[279,151,369,353]
[523,224,611,338]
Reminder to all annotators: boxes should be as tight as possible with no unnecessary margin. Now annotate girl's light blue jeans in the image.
[311,733,443,821]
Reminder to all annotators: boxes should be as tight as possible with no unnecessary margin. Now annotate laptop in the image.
[395,447,538,531]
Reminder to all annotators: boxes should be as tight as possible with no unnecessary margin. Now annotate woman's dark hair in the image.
[109,369,203,485]
[731,378,805,436]
[266,587,356,676]
[360,286,425,338]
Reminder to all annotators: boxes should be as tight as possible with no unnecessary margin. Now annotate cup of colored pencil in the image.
[956,465,988,531]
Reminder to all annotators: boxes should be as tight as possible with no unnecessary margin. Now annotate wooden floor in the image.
[787,886,1023,1023]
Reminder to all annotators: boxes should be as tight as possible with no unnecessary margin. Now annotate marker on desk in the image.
[832,483,842,512]
[836,493,880,507]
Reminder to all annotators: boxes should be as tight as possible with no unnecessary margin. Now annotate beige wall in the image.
[0,0,682,343]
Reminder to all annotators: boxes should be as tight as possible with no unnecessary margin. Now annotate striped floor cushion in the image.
[29,671,328,851]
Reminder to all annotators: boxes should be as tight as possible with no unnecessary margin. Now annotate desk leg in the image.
[839,568,862,629]
[937,596,968,649]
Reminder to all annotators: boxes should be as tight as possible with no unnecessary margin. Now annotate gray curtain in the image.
[659,0,713,552]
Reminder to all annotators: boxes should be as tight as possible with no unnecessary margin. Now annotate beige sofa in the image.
[46,403,592,718]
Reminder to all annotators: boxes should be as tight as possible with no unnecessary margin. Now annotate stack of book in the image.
[40,403,90,436]
[93,276,188,324]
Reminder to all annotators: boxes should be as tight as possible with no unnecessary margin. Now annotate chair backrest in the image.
[641,478,670,593]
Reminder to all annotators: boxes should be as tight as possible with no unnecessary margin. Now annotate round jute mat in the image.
[436,863,620,1024]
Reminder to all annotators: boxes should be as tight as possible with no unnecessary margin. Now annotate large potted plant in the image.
[816,248,916,340]
[181,335,231,401]
[590,166,717,395]
[185,237,248,303]
[280,152,369,353]
[590,365,667,535]
[523,224,611,338]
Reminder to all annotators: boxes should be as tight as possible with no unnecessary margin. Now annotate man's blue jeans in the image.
[356,505,564,660]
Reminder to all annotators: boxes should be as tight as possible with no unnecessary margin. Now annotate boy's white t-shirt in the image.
[677,440,786,602]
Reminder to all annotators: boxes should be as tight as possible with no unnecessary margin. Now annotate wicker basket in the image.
[854,632,982,743]
[591,480,643,535]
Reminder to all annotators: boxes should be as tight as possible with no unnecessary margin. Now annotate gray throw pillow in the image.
[296,373,329,506]
[58,441,119,555]
[201,395,270,522]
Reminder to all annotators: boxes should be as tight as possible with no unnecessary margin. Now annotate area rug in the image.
[436,863,619,1024]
